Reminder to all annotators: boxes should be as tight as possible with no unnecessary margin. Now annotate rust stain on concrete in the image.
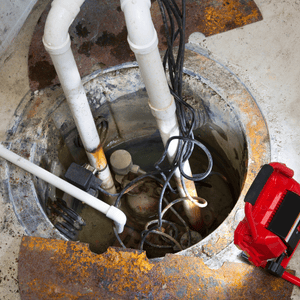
[27,97,42,119]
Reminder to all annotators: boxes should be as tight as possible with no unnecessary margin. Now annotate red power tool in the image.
[234,162,300,286]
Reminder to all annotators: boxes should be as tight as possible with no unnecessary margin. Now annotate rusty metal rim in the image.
[18,236,293,299]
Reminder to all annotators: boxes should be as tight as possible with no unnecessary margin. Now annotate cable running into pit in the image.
[113,0,213,252]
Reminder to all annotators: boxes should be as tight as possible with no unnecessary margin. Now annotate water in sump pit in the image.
[77,132,236,258]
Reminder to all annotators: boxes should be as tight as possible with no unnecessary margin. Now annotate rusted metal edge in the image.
[18,236,293,299]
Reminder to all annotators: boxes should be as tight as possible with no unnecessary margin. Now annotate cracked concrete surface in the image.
[0,0,300,298]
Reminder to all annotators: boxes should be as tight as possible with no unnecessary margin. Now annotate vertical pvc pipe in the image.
[121,0,202,229]
[43,0,116,196]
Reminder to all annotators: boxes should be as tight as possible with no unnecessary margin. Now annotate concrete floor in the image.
[0,0,299,298]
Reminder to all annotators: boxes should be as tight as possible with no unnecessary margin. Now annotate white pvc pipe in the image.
[43,0,97,152]
[42,0,115,193]
[48,48,100,153]
[0,144,126,233]
[121,0,196,198]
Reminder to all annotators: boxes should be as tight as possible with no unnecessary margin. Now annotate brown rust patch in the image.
[28,0,262,90]
[78,41,94,57]
[184,177,198,197]
[27,97,43,119]
[28,61,56,90]
[91,146,108,170]
[75,22,91,38]
[95,27,133,62]
[203,0,260,36]
[19,236,293,299]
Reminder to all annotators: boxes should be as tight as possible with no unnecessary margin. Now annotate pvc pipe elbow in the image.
[106,206,127,234]
[121,0,158,55]
[43,0,85,55]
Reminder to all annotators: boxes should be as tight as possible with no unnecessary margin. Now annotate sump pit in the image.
[2,48,270,261]
[77,129,239,258]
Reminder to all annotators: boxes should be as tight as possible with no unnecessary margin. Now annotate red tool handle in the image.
[282,271,300,287]
[245,202,258,240]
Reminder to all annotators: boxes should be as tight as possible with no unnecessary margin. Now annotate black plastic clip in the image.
[266,253,286,277]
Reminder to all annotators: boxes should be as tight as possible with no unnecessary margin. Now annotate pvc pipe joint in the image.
[148,97,177,121]
[43,0,84,54]
[121,0,158,55]
[43,35,71,56]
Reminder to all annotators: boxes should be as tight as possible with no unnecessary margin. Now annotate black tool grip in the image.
[244,164,274,206]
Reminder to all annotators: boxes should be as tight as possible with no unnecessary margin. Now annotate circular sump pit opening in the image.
[4,49,270,259]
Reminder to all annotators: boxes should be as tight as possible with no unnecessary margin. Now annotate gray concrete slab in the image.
[0,0,38,57]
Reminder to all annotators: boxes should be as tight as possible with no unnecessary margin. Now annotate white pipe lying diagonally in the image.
[43,0,116,195]
[0,144,126,234]
[121,0,202,229]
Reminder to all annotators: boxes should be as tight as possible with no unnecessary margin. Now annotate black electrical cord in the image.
[158,0,200,163]
[97,186,119,197]
[113,0,213,253]
[113,168,174,208]
[113,226,126,248]
[142,198,192,250]
[141,229,183,251]
[98,172,173,198]
[158,136,213,182]
[145,220,179,240]
[137,0,213,253]
[162,197,191,247]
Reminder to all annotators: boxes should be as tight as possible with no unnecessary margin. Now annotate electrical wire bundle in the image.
[157,0,213,188]
[111,0,214,253]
